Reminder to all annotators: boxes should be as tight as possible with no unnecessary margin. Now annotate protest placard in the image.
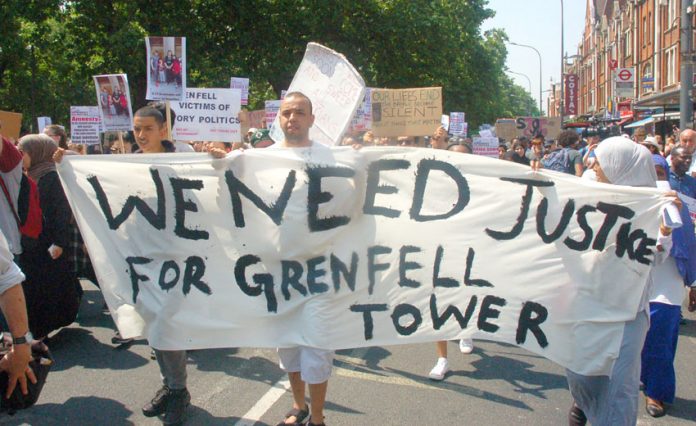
[473,136,500,158]
[494,119,517,141]
[269,43,365,145]
[230,77,249,105]
[450,112,466,136]
[37,117,52,132]
[145,36,186,101]
[265,100,281,128]
[70,106,101,145]
[370,87,442,137]
[350,88,372,132]
[93,74,133,132]
[515,117,562,139]
[441,115,450,132]
[171,88,242,142]
[58,147,668,376]
[0,110,23,140]
[239,109,266,135]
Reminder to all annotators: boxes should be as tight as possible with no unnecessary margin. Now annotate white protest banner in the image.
[371,87,442,137]
[450,112,466,136]
[70,106,102,145]
[0,110,22,140]
[145,36,186,101]
[230,77,250,105]
[269,43,365,145]
[94,74,133,132]
[171,88,242,142]
[473,136,499,158]
[441,115,450,132]
[58,147,668,376]
[265,100,281,128]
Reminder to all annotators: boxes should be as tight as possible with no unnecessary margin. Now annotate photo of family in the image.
[145,36,186,101]
[93,74,133,131]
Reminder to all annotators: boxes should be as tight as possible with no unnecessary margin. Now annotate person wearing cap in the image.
[249,129,275,148]
[641,136,661,155]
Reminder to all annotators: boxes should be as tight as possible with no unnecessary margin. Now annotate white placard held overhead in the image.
[170,88,242,142]
[70,106,102,145]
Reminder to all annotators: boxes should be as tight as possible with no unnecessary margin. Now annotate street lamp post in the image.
[560,0,564,126]
[507,70,533,116]
[509,41,542,116]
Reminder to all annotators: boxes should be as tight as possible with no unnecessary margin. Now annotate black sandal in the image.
[275,405,309,426]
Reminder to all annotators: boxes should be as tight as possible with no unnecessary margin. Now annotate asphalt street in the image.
[1,282,694,425]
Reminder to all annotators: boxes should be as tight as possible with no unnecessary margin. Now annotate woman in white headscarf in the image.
[566,137,677,426]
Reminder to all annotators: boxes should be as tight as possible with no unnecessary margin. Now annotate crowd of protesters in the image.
[0,97,695,426]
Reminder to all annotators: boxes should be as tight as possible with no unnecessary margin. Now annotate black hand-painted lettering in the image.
[592,202,635,251]
[536,198,575,243]
[390,303,422,336]
[183,255,211,295]
[170,177,209,240]
[225,169,296,227]
[433,245,458,287]
[515,301,549,348]
[88,169,166,230]
[477,295,506,333]
[367,245,392,295]
[330,253,358,292]
[464,248,492,287]
[307,255,329,294]
[564,204,596,251]
[399,245,422,288]
[350,304,389,340]
[615,224,655,265]
[430,293,478,330]
[234,254,277,313]
[486,178,553,240]
[126,256,152,303]
[158,260,180,291]
[307,165,355,232]
[410,159,470,222]
[281,260,307,300]
[363,159,410,218]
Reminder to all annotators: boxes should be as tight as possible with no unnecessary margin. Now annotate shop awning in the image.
[624,116,654,128]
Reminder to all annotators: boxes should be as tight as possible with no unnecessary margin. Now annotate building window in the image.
[642,17,647,47]
[624,30,631,57]
[642,63,653,93]
[667,0,677,28]
[666,46,677,86]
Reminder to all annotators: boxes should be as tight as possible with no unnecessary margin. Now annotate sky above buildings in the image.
[482,0,587,114]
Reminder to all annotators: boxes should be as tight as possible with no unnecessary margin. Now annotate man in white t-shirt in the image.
[272,92,332,426]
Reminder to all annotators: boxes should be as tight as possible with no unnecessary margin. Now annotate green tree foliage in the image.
[0,0,537,132]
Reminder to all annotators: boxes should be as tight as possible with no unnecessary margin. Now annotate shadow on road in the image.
[2,396,133,425]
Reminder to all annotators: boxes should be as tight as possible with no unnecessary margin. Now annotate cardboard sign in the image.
[230,77,250,105]
[239,109,266,135]
[0,110,23,140]
[515,117,562,139]
[265,100,281,129]
[170,88,242,142]
[494,119,517,142]
[370,87,442,137]
[269,43,365,145]
[94,74,134,132]
[70,106,102,145]
[58,147,667,376]
[145,36,187,101]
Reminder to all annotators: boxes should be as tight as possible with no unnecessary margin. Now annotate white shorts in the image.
[277,346,334,384]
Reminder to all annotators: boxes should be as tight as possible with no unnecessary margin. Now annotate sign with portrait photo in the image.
[145,36,187,101]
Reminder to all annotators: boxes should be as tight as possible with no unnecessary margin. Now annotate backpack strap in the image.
[0,173,21,228]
